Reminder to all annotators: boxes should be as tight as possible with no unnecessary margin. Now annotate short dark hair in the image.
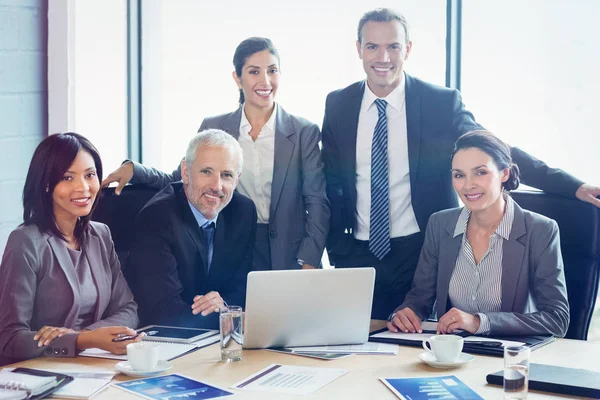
[22,132,104,243]
[232,37,280,105]
[452,130,520,191]
[357,8,410,44]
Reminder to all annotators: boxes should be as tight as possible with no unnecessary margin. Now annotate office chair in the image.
[512,190,600,340]
[91,185,159,269]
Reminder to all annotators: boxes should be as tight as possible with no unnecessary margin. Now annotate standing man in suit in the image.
[322,8,600,319]
[127,129,257,329]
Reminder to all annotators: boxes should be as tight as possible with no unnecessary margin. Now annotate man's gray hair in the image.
[357,8,410,45]
[184,129,244,174]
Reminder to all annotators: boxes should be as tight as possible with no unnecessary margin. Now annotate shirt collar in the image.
[187,200,218,229]
[363,72,406,112]
[240,103,277,135]
[453,194,515,240]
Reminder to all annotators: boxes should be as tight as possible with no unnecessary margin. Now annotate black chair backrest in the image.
[92,185,159,267]
[511,190,600,340]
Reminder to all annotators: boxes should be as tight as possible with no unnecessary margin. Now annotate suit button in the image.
[269,230,278,238]
[45,348,53,355]
[53,348,60,355]
[61,348,68,355]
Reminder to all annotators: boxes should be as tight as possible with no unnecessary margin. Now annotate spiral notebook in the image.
[0,368,73,400]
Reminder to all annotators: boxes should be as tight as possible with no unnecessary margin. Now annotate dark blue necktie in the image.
[202,222,215,271]
[369,99,391,260]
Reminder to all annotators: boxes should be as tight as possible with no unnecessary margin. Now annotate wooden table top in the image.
[7,321,597,399]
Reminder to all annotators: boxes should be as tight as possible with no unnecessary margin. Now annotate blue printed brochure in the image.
[114,374,233,400]
[381,375,484,400]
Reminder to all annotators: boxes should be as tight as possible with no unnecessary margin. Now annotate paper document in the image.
[79,335,219,361]
[232,364,346,396]
[47,369,115,399]
[288,342,398,355]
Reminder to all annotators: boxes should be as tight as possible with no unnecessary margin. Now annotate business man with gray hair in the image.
[127,129,257,329]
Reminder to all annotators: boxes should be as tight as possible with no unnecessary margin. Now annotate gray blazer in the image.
[0,222,138,364]
[131,105,330,269]
[397,201,570,337]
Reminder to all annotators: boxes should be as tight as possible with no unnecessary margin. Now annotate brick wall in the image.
[0,0,47,255]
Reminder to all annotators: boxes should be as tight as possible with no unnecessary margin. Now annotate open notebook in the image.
[0,369,73,400]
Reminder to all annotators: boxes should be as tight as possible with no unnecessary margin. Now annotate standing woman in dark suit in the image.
[0,133,140,365]
[103,37,330,271]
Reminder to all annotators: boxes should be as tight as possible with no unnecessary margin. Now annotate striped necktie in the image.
[369,98,391,260]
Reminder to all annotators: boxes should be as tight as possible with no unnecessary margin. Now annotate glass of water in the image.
[219,305,243,362]
[503,345,530,399]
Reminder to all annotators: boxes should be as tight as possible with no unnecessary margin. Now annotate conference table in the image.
[8,321,598,399]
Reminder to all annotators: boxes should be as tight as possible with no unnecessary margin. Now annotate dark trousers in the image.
[253,224,272,271]
[332,232,424,320]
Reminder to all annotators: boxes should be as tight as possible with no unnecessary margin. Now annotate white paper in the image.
[232,364,346,396]
[49,370,116,399]
[79,335,219,361]
[287,342,398,355]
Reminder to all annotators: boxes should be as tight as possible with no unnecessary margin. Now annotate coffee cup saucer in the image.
[418,352,475,368]
[115,360,173,377]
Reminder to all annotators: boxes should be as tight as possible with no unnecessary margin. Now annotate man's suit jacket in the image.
[321,75,584,260]
[131,104,329,269]
[0,222,138,365]
[397,201,570,337]
[127,182,257,329]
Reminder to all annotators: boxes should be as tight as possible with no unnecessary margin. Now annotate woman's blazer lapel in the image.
[270,105,295,218]
[501,203,527,312]
[47,235,80,326]
[435,215,463,318]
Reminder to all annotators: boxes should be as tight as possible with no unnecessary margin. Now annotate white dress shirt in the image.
[237,104,277,224]
[354,74,420,240]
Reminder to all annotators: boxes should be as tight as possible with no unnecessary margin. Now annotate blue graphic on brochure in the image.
[115,374,232,400]
[383,375,483,400]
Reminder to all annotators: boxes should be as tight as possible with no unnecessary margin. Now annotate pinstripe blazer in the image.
[0,222,138,365]
[396,200,570,337]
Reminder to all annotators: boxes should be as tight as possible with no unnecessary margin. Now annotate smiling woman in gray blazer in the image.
[388,131,569,337]
[0,133,139,365]
[103,37,330,271]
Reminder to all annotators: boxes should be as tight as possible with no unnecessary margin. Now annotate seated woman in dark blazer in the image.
[0,133,140,365]
[388,130,569,337]
[103,37,329,271]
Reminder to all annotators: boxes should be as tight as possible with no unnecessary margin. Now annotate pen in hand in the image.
[111,332,144,343]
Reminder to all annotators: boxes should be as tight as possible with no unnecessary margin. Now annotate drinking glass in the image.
[503,345,530,399]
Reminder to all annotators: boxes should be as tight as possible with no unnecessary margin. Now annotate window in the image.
[462,0,599,185]
[48,1,128,174]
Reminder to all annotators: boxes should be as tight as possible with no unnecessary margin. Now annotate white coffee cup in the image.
[127,342,160,371]
[422,334,463,363]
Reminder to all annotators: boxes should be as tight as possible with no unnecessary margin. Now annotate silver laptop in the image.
[243,267,375,349]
